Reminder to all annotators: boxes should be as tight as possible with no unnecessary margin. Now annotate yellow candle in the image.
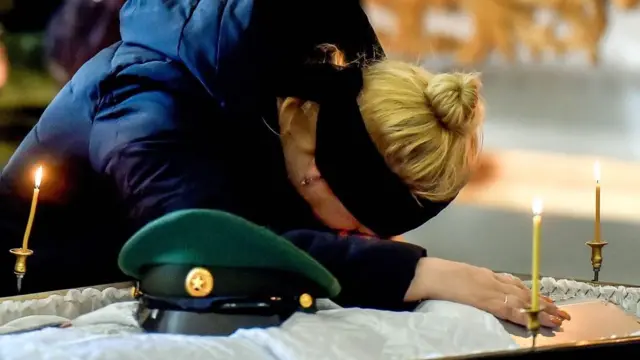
[594,161,601,243]
[531,198,543,311]
[21,166,43,250]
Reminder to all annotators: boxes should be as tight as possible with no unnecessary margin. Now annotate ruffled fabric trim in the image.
[515,276,640,317]
[0,287,132,326]
[1,276,638,327]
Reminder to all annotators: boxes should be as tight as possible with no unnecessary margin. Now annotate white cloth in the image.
[0,300,518,360]
[1,277,639,360]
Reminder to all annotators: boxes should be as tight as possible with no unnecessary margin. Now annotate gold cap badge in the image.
[299,293,314,309]
[185,267,214,297]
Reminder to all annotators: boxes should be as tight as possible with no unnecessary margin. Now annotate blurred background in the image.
[0,0,60,167]
[382,0,640,285]
[0,0,122,167]
[0,0,638,284]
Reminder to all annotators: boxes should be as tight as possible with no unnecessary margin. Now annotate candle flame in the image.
[594,161,601,183]
[34,166,43,189]
[532,198,543,215]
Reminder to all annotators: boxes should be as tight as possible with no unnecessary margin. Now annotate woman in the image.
[0,0,568,327]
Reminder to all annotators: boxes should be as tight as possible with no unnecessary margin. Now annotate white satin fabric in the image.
[0,299,517,360]
[0,277,638,360]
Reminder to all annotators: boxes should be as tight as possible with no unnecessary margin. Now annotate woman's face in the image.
[278,98,374,235]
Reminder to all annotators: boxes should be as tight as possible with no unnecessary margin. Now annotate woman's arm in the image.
[283,230,425,311]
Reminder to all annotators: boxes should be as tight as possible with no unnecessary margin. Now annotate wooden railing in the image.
[365,0,639,65]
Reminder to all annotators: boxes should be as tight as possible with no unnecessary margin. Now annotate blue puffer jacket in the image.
[0,0,427,310]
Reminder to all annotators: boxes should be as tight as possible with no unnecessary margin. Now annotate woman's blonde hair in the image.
[301,45,484,202]
[359,61,484,201]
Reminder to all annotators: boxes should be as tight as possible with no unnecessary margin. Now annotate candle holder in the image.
[524,308,541,348]
[585,240,607,282]
[9,247,33,292]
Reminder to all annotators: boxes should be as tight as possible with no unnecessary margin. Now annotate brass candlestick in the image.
[10,165,43,293]
[524,308,541,348]
[586,240,607,282]
[9,247,33,293]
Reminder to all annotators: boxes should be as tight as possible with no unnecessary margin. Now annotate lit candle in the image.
[594,161,601,243]
[21,166,43,250]
[531,198,543,312]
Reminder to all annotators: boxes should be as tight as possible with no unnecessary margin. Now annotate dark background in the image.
[0,0,62,32]
[0,0,64,168]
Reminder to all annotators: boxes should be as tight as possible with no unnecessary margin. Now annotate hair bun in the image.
[424,73,481,135]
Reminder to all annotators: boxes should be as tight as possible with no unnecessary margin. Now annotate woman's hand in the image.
[405,257,571,328]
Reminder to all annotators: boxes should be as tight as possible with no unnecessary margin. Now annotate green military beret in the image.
[119,209,341,306]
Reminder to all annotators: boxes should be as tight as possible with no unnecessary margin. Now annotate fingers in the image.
[495,274,555,304]
[484,271,572,328]
[538,312,565,328]
[542,301,571,321]
[498,283,530,304]
[495,273,529,291]
[491,287,571,328]
[491,294,529,326]
[498,275,558,306]
[494,295,565,328]
[494,274,571,321]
